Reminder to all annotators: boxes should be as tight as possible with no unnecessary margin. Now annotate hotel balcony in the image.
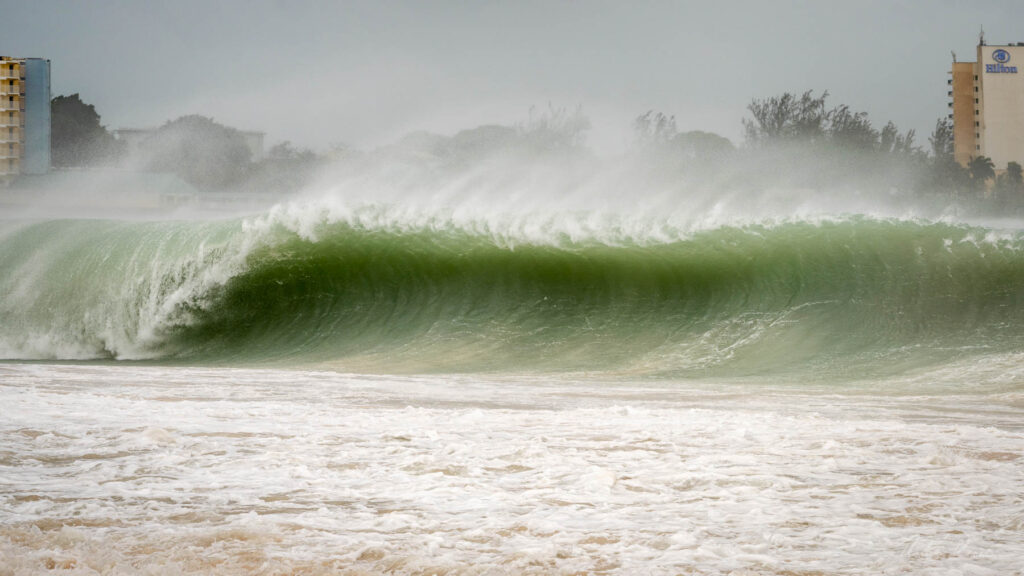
[0,99,22,112]
[0,127,21,142]
[0,144,21,160]
[0,159,19,176]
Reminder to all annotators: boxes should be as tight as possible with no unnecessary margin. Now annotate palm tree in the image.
[996,161,1024,207]
[1007,161,1023,187]
[968,155,995,194]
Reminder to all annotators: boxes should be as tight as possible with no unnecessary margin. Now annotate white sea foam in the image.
[1,364,1022,574]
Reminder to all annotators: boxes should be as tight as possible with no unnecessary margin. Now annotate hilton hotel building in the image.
[949,41,1024,170]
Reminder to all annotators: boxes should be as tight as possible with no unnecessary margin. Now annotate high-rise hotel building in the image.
[949,41,1024,170]
[1,56,50,182]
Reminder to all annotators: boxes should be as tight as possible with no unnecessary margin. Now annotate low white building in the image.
[114,126,265,162]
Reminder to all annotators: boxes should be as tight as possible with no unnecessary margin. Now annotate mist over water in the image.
[1,127,1020,378]
[4,121,1024,575]
[2,131,1023,381]
[8,0,1024,568]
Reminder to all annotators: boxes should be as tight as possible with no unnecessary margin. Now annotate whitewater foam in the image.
[2,364,1022,574]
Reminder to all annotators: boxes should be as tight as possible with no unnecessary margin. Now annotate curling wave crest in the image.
[2,204,1024,382]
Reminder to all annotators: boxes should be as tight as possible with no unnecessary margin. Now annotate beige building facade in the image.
[1,56,49,183]
[949,42,1024,170]
[1,57,25,180]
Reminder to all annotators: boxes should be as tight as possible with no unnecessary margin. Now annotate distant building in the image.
[1,56,51,182]
[110,128,155,156]
[949,39,1024,170]
[114,126,265,162]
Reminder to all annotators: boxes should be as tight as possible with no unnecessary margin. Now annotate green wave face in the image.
[3,213,1024,378]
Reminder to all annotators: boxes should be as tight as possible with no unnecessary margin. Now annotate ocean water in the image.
[2,197,1024,574]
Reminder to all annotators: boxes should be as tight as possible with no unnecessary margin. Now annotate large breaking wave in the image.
[3,203,1024,380]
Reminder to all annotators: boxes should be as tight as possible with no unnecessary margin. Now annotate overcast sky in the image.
[3,0,1024,153]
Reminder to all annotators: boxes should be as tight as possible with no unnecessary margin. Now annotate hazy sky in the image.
[3,0,1024,153]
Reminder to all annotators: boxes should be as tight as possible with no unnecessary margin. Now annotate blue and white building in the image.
[1,56,50,182]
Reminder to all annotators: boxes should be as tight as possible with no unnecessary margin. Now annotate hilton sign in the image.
[986,49,1018,73]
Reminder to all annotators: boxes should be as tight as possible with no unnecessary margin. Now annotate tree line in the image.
[48,90,1024,204]
[736,90,1023,203]
[49,94,320,192]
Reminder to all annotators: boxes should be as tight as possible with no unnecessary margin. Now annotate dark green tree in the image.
[922,118,971,197]
[743,90,917,156]
[926,157,970,198]
[672,130,735,162]
[246,140,322,194]
[633,111,678,148]
[267,140,317,162]
[879,121,918,156]
[928,118,954,161]
[50,94,120,167]
[968,155,995,192]
[828,105,878,151]
[741,90,924,191]
[1008,161,1024,186]
[743,90,830,146]
[994,161,1024,206]
[141,115,252,190]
